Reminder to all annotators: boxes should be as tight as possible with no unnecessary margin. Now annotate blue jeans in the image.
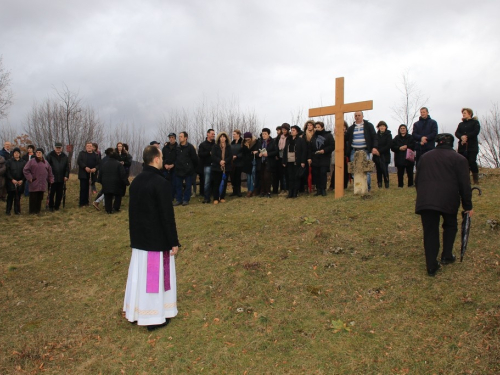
[203,166,211,200]
[350,149,371,190]
[174,174,193,203]
[246,172,254,192]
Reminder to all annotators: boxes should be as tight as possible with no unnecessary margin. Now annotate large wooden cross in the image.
[309,77,373,198]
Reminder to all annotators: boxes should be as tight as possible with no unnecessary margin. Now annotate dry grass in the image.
[1,169,499,374]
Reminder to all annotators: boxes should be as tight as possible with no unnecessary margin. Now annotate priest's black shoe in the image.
[147,318,171,331]
[440,255,456,265]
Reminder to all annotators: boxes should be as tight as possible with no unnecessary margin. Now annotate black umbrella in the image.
[460,187,482,262]
[62,181,67,208]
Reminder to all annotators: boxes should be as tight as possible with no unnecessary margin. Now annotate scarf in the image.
[278,135,287,150]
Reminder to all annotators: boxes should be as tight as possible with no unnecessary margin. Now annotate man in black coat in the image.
[97,149,127,214]
[46,142,70,211]
[162,133,177,182]
[198,129,215,203]
[174,132,198,206]
[412,107,438,166]
[346,111,379,191]
[124,145,180,331]
[77,142,100,207]
[415,133,473,276]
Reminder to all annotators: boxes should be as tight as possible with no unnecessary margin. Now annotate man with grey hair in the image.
[346,111,379,191]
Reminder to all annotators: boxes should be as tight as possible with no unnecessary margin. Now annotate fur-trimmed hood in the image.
[216,132,230,146]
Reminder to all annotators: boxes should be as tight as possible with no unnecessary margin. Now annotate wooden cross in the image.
[309,77,373,198]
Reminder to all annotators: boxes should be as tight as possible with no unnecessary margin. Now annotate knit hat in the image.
[12,147,21,154]
[36,147,44,154]
[377,121,388,128]
[281,123,291,131]
[243,132,253,139]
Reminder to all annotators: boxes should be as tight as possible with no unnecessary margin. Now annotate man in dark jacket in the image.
[98,149,127,214]
[346,111,379,191]
[415,133,473,276]
[162,133,177,182]
[124,145,180,331]
[174,132,198,206]
[374,121,392,189]
[46,142,70,211]
[77,142,100,207]
[412,107,438,166]
[198,129,215,203]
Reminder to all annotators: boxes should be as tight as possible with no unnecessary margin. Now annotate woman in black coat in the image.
[283,125,307,198]
[211,132,233,204]
[258,128,277,197]
[241,132,261,197]
[455,108,481,184]
[373,121,393,189]
[5,148,26,215]
[307,121,335,196]
[391,124,416,188]
[230,130,243,197]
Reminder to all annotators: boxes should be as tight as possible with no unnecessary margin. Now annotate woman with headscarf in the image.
[391,124,416,188]
[455,108,481,184]
[211,132,233,204]
[283,125,307,198]
[23,148,54,214]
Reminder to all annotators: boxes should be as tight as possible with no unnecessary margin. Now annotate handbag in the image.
[405,149,416,162]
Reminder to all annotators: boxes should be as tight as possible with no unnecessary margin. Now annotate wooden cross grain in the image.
[309,77,373,198]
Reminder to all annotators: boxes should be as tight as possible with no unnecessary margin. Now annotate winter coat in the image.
[129,165,179,252]
[98,157,127,195]
[412,116,438,154]
[211,132,233,173]
[391,128,416,168]
[22,153,34,163]
[6,157,26,191]
[116,150,132,171]
[162,142,177,167]
[23,158,54,192]
[77,150,100,179]
[241,137,262,174]
[375,129,393,164]
[346,120,378,155]
[198,139,215,167]
[230,138,243,168]
[415,146,472,215]
[0,156,6,191]
[308,129,335,167]
[174,142,198,177]
[455,117,481,153]
[261,137,279,172]
[283,136,307,165]
[46,150,70,183]
[0,148,11,160]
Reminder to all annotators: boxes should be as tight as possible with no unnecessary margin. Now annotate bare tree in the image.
[391,71,428,132]
[104,121,147,163]
[25,86,104,168]
[0,56,14,120]
[478,104,500,168]
[0,123,16,143]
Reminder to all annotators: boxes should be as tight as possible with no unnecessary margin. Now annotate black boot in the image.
[472,173,479,184]
[287,190,293,198]
[384,181,389,189]
[377,182,382,188]
[321,189,327,196]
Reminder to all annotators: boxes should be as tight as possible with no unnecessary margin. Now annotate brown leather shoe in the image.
[246,191,253,198]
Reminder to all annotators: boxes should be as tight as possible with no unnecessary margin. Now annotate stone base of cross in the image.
[347,150,375,195]
[309,77,373,198]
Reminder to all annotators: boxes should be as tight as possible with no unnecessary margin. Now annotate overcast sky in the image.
[1,0,499,140]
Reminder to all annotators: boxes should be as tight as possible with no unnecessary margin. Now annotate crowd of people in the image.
[0,107,481,215]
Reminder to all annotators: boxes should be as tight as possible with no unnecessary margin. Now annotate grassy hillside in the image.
[1,170,499,374]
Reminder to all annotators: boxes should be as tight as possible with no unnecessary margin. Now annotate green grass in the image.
[1,170,499,374]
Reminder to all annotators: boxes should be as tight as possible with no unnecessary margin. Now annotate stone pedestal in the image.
[348,150,375,195]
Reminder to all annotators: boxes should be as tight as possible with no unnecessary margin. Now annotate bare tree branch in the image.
[0,56,14,120]
[391,71,428,133]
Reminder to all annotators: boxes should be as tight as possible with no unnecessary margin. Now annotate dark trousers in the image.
[287,163,300,192]
[49,182,64,209]
[397,165,414,187]
[230,166,242,193]
[273,159,287,193]
[312,165,329,190]
[466,150,479,174]
[79,178,91,206]
[259,163,272,194]
[174,174,193,203]
[420,210,458,272]
[104,193,122,213]
[6,190,22,214]
[29,191,44,214]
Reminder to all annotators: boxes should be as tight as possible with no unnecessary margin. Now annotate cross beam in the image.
[309,77,373,198]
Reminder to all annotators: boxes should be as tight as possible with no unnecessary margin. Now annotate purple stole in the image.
[146,251,171,293]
